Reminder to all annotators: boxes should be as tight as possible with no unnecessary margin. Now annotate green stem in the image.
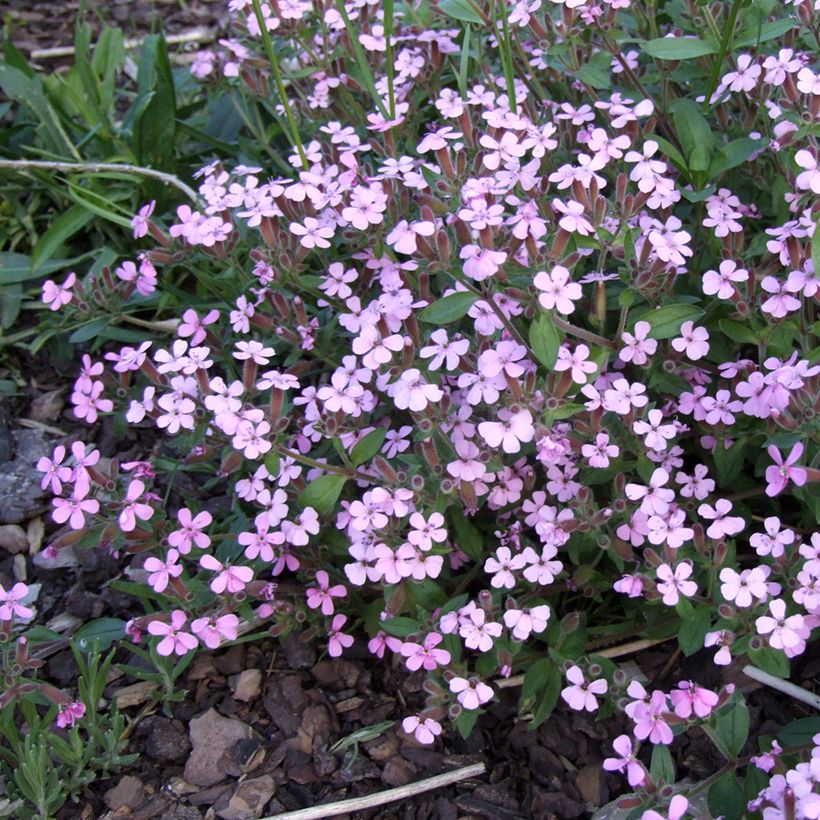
[277,446,374,483]
[334,0,390,120]
[383,0,396,119]
[553,316,617,350]
[495,0,517,114]
[702,0,743,112]
[250,0,308,169]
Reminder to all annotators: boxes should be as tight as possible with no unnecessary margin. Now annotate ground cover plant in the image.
[1,0,820,816]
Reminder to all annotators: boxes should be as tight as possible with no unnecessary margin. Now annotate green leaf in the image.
[0,63,78,158]
[734,18,795,48]
[650,744,675,786]
[708,773,745,820]
[72,618,126,653]
[577,51,612,90]
[719,318,759,345]
[438,0,483,24]
[688,144,710,172]
[69,318,110,344]
[652,136,687,173]
[418,291,479,324]
[670,98,714,163]
[453,707,480,739]
[748,648,790,679]
[298,474,347,515]
[777,716,820,748]
[67,181,134,230]
[31,205,94,273]
[521,658,562,729]
[643,37,716,60]
[380,616,419,638]
[529,311,561,369]
[678,606,711,656]
[449,506,485,562]
[350,428,387,467]
[709,138,767,178]
[712,700,750,759]
[131,34,177,172]
[713,441,746,487]
[638,303,705,339]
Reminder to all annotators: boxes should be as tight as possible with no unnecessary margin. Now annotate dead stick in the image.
[0,159,200,203]
[262,762,486,820]
[742,664,820,711]
[29,27,214,60]
[495,637,673,690]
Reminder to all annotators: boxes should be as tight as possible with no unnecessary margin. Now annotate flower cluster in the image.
[33,0,820,815]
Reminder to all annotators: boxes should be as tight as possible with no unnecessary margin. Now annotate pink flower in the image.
[669,680,719,719]
[625,468,674,516]
[199,554,253,594]
[119,479,154,532]
[641,794,689,820]
[534,266,582,315]
[795,149,820,194]
[656,562,697,606]
[614,574,644,598]
[478,408,535,453]
[144,549,183,593]
[619,321,658,365]
[402,715,442,745]
[407,512,447,551]
[56,701,86,729]
[697,498,745,540]
[555,344,598,384]
[581,433,619,468]
[147,610,198,656]
[420,329,469,371]
[167,508,212,554]
[755,598,805,651]
[760,276,801,318]
[389,368,443,412]
[702,260,748,300]
[560,665,608,712]
[704,630,734,666]
[37,446,72,494]
[400,633,451,671]
[502,605,551,640]
[603,378,648,414]
[327,614,354,657]
[765,443,808,497]
[553,198,594,235]
[42,272,77,311]
[306,570,347,615]
[719,567,768,608]
[671,321,710,361]
[191,613,239,649]
[52,487,100,530]
[449,677,494,710]
[484,546,527,589]
[632,689,674,745]
[385,219,435,254]
[290,217,335,249]
[603,735,646,787]
[749,516,795,558]
[633,409,677,452]
[0,582,33,621]
[131,200,156,238]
